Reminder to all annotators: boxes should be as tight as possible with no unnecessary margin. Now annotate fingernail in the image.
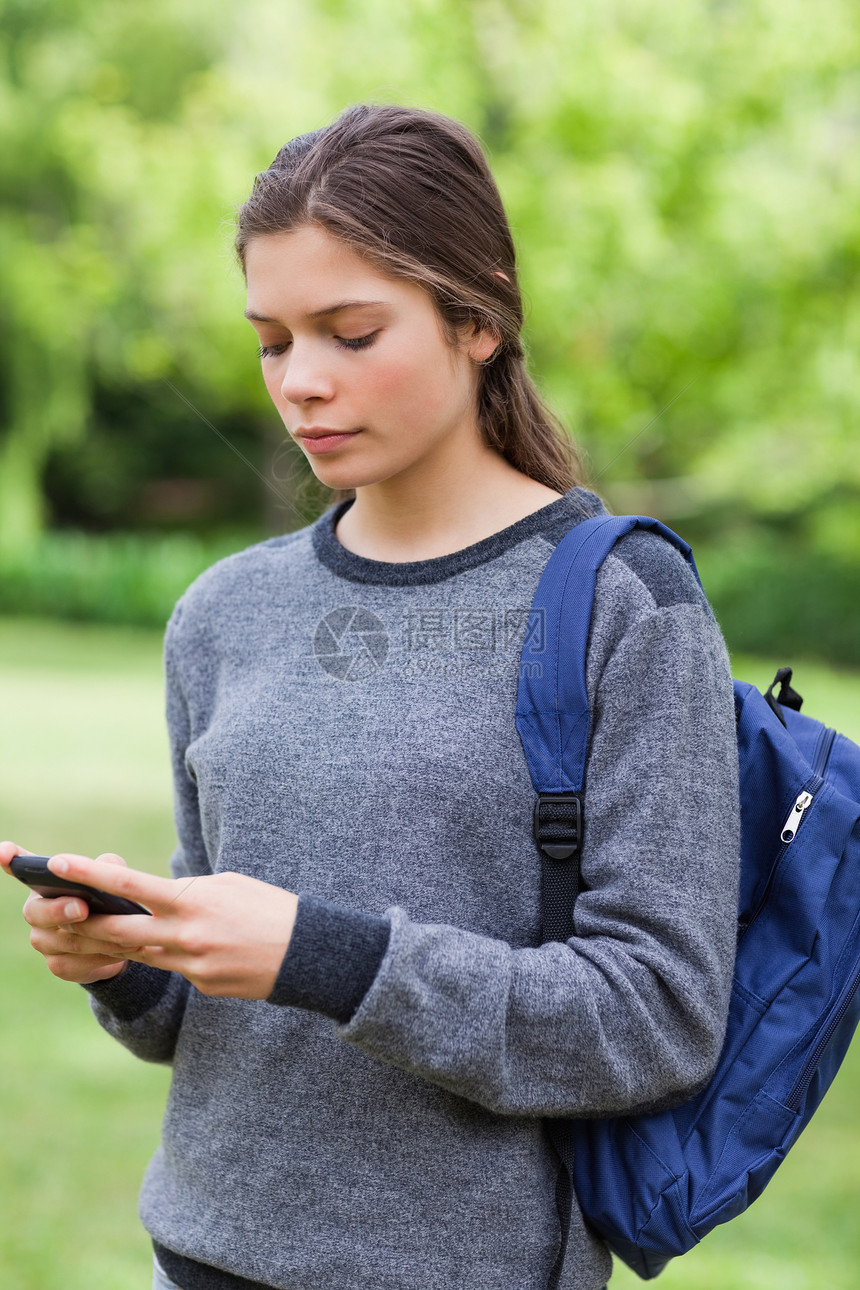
[64,901,81,920]
[51,858,69,874]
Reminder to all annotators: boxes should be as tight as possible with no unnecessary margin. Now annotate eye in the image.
[258,342,290,359]
[336,332,378,352]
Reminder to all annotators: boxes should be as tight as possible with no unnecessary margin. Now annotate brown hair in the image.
[236,103,583,501]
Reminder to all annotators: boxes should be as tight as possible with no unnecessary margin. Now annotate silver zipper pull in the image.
[780,790,813,843]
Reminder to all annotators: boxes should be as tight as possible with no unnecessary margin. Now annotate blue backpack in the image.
[516,514,860,1282]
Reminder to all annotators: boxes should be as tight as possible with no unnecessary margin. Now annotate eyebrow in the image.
[244,300,388,323]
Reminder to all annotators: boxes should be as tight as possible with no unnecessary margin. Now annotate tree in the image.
[2,0,859,570]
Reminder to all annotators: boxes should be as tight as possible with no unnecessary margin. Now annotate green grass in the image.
[1,617,859,1288]
[0,618,175,1290]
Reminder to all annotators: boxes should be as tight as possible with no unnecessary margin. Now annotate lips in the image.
[295,426,354,439]
[295,427,361,455]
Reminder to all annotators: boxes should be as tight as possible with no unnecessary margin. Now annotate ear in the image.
[465,325,502,364]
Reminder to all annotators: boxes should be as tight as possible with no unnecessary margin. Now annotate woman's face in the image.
[243,224,497,492]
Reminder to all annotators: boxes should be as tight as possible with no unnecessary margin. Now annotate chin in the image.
[305,455,399,493]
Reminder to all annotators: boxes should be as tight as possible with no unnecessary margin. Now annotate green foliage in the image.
[697,530,860,666]
[0,521,856,665]
[0,528,264,626]
[0,0,270,551]
[1,0,858,654]
[489,0,860,556]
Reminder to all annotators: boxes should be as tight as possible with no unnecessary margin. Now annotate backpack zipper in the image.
[756,729,835,912]
[738,774,823,939]
[779,725,850,1112]
[785,956,860,1111]
[779,791,814,843]
[812,725,837,778]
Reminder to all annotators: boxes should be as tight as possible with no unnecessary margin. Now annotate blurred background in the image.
[0,0,858,658]
[1,1,859,1288]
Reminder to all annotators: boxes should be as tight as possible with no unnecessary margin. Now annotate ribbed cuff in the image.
[81,961,172,1021]
[266,892,390,1023]
[154,1242,268,1290]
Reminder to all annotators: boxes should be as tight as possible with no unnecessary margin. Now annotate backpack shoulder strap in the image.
[516,513,699,1289]
[516,513,698,941]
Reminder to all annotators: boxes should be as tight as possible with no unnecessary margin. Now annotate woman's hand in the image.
[12,850,299,1000]
[0,842,129,985]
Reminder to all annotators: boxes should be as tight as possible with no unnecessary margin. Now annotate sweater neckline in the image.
[311,486,607,586]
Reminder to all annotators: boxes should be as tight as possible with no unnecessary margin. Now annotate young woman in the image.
[1,104,740,1290]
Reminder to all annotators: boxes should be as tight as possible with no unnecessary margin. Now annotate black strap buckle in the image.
[533,792,583,861]
[764,666,803,727]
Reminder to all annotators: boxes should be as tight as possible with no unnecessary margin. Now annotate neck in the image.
[333,447,565,563]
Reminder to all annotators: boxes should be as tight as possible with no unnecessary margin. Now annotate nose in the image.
[278,341,334,407]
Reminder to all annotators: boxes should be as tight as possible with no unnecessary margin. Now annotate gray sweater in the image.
[85,488,740,1290]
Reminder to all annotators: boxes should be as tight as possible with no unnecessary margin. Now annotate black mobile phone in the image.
[8,856,152,916]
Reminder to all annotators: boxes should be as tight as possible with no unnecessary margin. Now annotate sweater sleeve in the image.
[82,602,195,1063]
[269,542,741,1118]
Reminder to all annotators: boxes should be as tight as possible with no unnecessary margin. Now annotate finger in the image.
[76,943,168,973]
[124,945,170,970]
[23,893,90,928]
[44,953,128,983]
[48,854,175,914]
[31,924,125,958]
[76,912,164,951]
[0,841,35,874]
[32,916,150,958]
[95,852,129,868]
[44,926,146,957]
